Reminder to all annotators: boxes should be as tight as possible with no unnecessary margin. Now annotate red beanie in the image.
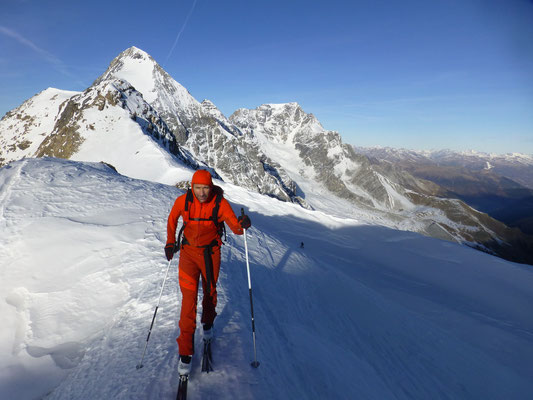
[191,169,213,186]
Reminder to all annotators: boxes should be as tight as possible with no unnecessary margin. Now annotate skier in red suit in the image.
[165,169,251,374]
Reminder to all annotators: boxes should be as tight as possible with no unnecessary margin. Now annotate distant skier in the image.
[300,242,304,249]
[165,169,251,375]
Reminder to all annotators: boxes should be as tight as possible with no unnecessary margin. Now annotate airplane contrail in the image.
[0,25,85,86]
[165,0,198,64]
[0,25,63,67]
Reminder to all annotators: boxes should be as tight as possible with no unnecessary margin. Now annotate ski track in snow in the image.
[0,159,25,221]
[1,158,533,400]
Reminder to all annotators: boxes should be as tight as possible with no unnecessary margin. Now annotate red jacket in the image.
[167,185,243,247]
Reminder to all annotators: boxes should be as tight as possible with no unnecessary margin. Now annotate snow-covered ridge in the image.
[32,78,202,184]
[0,88,79,166]
[1,157,532,399]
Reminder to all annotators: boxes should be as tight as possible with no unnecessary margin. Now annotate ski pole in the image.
[136,257,173,369]
[241,208,260,368]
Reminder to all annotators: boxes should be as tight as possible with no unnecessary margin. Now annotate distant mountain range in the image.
[1,46,532,264]
[355,146,533,235]
[354,147,533,188]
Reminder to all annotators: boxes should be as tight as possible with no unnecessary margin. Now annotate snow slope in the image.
[1,158,532,399]
[68,81,195,186]
[0,88,78,166]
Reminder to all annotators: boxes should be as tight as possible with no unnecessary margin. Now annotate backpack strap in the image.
[176,189,194,250]
[184,189,194,213]
[211,190,226,242]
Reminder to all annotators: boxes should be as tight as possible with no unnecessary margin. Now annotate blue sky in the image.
[1,0,532,154]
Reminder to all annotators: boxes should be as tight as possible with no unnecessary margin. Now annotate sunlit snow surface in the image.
[1,158,532,399]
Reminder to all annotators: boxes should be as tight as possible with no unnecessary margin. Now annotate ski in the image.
[176,374,188,400]
[176,336,212,399]
[201,339,213,373]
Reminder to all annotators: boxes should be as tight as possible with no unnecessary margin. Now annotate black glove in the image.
[165,243,176,261]
[238,214,251,230]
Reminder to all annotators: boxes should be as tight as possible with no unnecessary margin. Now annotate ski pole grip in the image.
[241,207,245,217]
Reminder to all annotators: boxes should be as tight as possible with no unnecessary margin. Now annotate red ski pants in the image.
[177,244,220,356]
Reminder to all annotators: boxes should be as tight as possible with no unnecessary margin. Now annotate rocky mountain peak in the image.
[230,102,323,144]
[116,46,154,63]
[93,47,155,86]
[93,47,206,144]
[86,48,301,204]
[201,99,226,120]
